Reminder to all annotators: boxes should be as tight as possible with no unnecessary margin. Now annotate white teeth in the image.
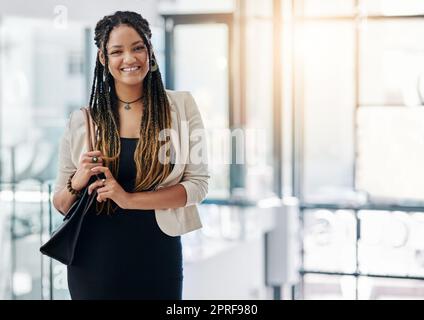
[121,66,140,72]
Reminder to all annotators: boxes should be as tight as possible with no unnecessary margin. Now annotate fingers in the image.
[96,188,109,202]
[80,162,104,176]
[97,193,107,202]
[96,186,108,194]
[82,151,104,165]
[82,160,103,168]
[83,155,103,161]
[88,179,106,195]
[95,185,112,202]
[91,166,113,179]
[80,152,104,173]
[86,150,102,156]
[73,151,106,190]
[82,155,103,164]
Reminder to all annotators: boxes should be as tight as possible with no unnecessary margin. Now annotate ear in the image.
[98,49,105,66]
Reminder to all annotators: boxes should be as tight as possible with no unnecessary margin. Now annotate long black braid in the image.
[89,11,172,215]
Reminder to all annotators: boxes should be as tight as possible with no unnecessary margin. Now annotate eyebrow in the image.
[108,40,144,49]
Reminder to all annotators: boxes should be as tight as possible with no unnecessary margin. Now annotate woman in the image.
[52,11,209,300]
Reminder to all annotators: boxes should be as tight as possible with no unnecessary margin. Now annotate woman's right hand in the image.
[71,150,104,191]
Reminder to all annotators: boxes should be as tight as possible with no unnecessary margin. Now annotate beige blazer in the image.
[54,90,209,236]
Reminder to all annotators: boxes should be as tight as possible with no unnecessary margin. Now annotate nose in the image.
[123,51,136,64]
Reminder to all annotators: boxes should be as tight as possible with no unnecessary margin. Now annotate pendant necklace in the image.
[117,96,143,110]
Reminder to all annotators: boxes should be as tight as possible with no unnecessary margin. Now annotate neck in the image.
[114,81,144,110]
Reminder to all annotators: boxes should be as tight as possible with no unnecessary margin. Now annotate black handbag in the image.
[40,107,101,265]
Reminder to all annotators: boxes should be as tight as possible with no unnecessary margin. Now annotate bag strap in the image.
[79,107,101,210]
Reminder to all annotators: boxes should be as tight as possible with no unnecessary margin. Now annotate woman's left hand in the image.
[88,166,130,209]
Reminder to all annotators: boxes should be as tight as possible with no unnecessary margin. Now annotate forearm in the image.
[53,186,79,215]
[126,183,187,210]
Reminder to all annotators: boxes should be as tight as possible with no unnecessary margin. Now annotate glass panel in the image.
[0,182,13,299]
[174,24,230,198]
[245,18,274,198]
[301,21,355,201]
[0,181,45,299]
[358,277,424,300]
[151,26,166,84]
[303,209,356,273]
[295,0,355,17]
[49,261,71,299]
[0,16,88,300]
[359,211,424,277]
[282,0,294,196]
[159,0,235,14]
[360,0,424,16]
[245,0,273,18]
[0,16,86,183]
[360,20,424,106]
[303,274,357,300]
[0,180,73,300]
[40,182,71,300]
[356,107,424,202]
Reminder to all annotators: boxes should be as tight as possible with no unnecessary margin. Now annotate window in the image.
[299,20,356,201]
[0,16,87,300]
[303,209,356,273]
[67,51,83,75]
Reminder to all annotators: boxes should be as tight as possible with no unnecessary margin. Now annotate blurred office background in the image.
[1,0,424,300]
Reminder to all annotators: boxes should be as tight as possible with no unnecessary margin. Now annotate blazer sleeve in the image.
[54,112,77,194]
[178,92,210,207]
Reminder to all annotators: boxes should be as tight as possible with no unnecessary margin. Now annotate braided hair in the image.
[90,11,172,214]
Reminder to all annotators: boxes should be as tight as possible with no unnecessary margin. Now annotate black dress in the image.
[67,137,183,300]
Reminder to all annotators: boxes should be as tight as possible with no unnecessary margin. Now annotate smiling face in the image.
[99,24,150,87]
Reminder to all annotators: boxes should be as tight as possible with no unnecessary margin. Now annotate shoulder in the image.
[62,108,86,147]
[165,89,187,99]
[165,89,199,117]
[65,109,86,134]
[166,89,187,107]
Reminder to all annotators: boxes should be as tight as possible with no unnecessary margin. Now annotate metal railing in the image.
[298,201,424,300]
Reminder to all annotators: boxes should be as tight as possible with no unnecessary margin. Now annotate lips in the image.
[121,66,141,72]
